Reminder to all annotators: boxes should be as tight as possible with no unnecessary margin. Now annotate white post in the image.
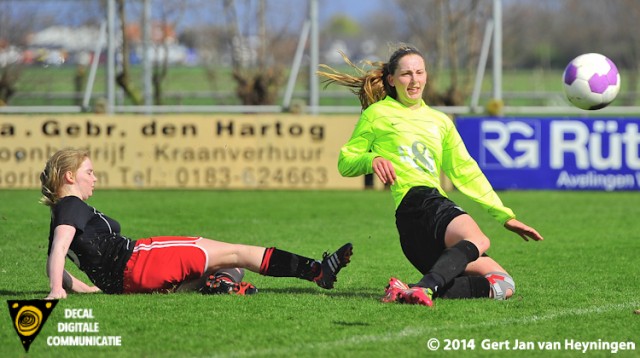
[83,22,106,110]
[107,0,116,114]
[470,20,493,112]
[309,0,319,114]
[492,0,502,101]
[283,21,310,110]
[143,0,152,110]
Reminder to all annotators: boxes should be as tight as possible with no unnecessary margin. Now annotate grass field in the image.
[1,189,639,357]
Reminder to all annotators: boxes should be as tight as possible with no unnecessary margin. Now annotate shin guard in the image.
[485,272,515,300]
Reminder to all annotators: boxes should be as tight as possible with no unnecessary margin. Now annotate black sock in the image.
[436,275,491,299]
[416,240,480,292]
[259,247,320,280]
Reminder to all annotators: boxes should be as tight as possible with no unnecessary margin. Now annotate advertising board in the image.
[0,114,361,189]
[456,117,640,190]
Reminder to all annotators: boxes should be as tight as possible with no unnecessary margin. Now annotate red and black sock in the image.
[259,247,320,281]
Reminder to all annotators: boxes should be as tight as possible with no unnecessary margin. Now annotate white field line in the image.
[214,301,639,358]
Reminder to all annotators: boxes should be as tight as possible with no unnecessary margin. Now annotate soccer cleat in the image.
[201,275,258,295]
[381,277,410,303]
[402,286,434,307]
[314,243,353,289]
[380,277,434,306]
[233,281,259,295]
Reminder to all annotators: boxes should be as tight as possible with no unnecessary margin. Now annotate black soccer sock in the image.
[435,275,491,299]
[259,247,320,281]
[213,268,245,283]
[416,240,480,292]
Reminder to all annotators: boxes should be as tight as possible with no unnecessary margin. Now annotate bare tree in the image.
[0,2,53,105]
[612,0,640,104]
[114,0,143,105]
[0,63,21,105]
[394,0,491,106]
[220,0,296,105]
[108,0,192,106]
[152,0,189,105]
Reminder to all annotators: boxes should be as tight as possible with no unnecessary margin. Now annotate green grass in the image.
[1,190,639,357]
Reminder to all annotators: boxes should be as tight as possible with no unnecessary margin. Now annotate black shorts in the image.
[395,186,467,274]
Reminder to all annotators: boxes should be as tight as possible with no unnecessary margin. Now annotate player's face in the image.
[388,54,427,109]
[73,158,97,200]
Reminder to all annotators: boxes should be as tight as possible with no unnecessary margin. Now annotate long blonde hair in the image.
[40,149,90,207]
[317,44,425,110]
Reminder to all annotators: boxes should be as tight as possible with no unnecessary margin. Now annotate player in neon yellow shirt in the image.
[319,45,543,306]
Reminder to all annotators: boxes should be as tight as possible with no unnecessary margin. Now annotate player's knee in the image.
[469,236,490,255]
[485,272,515,300]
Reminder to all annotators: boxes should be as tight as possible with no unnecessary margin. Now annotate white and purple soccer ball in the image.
[563,53,620,110]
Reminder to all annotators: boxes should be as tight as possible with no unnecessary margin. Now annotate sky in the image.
[2,0,387,30]
[316,0,386,22]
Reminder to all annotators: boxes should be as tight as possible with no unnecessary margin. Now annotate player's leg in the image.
[178,267,258,295]
[178,239,317,294]
[200,268,258,295]
[393,188,513,301]
[413,214,489,293]
[432,255,515,299]
[392,187,461,305]
[463,256,515,300]
[441,218,515,300]
[443,214,490,253]
[196,238,353,289]
[195,239,265,272]
[435,275,490,299]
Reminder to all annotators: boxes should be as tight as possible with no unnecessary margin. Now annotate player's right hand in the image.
[372,157,396,185]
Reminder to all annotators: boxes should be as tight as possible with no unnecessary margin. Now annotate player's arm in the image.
[62,270,101,294]
[338,115,378,177]
[46,225,102,299]
[442,121,515,223]
[46,224,75,299]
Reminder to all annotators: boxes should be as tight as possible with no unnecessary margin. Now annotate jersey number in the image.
[399,142,436,173]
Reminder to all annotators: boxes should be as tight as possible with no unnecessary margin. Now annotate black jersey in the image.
[47,196,135,294]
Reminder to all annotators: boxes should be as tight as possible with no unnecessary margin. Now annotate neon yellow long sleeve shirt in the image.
[338,96,515,224]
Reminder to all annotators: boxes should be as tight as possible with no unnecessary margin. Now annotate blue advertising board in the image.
[456,117,640,190]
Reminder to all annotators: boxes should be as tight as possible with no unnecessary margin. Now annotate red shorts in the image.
[122,236,208,293]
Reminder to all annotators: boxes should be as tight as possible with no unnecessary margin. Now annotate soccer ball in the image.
[563,53,620,110]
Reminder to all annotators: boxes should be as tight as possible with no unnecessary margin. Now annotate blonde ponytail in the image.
[317,52,387,110]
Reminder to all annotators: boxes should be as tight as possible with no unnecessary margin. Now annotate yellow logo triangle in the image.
[7,299,58,353]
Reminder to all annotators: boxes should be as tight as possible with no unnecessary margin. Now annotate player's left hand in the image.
[504,218,544,242]
[45,288,67,300]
